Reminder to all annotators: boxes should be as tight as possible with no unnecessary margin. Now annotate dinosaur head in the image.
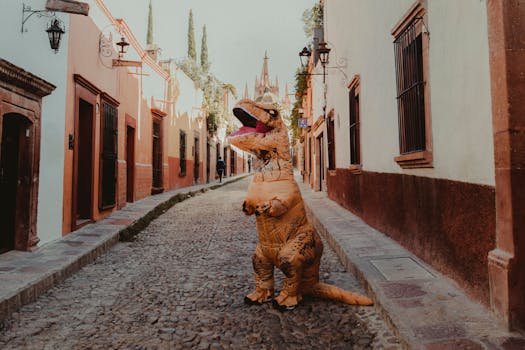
[229,99,289,160]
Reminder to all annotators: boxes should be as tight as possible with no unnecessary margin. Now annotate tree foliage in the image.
[147,0,154,45]
[200,25,209,72]
[187,10,197,61]
[289,66,309,143]
[302,3,323,39]
[179,11,237,136]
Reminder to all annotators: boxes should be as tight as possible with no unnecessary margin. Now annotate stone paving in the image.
[0,178,400,349]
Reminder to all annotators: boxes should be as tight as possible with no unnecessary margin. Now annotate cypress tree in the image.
[188,10,197,61]
[147,0,153,45]
[200,25,209,72]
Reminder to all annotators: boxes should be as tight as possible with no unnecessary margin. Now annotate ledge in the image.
[394,150,433,169]
[348,164,363,174]
[0,59,56,98]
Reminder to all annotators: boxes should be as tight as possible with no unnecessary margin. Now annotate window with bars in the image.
[394,18,425,154]
[99,101,118,210]
[179,130,186,176]
[348,77,361,166]
[152,120,162,189]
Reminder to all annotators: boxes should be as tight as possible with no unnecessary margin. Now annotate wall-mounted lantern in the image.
[115,37,130,58]
[299,47,311,68]
[46,19,65,53]
[22,4,66,53]
[317,41,331,67]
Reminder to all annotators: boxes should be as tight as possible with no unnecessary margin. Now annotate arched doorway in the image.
[0,114,33,253]
[0,59,55,253]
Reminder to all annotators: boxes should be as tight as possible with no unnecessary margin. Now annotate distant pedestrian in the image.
[216,156,226,183]
[248,158,252,173]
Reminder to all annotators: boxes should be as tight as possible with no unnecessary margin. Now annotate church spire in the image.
[261,51,269,88]
[243,83,250,99]
[147,0,153,45]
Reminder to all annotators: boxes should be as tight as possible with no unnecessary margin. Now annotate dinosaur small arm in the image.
[229,98,373,310]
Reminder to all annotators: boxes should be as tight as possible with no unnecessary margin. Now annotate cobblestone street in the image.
[0,178,400,349]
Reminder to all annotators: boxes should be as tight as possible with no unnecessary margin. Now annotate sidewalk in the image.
[0,174,248,325]
[296,175,525,349]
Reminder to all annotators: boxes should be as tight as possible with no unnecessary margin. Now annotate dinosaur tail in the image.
[310,282,374,306]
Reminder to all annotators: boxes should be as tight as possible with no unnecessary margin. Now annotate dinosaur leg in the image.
[245,245,274,305]
[273,235,312,309]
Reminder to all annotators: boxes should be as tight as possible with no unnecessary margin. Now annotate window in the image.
[348,76,361,171]
[152,120,162,190]
[326,109,336,170]
[392,1,432,168]
[99,99,118,210]
[230,149,236,175]
[179,130,186,176]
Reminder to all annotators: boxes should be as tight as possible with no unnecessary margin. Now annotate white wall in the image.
[324,0,494,186]
[0,0,69,245]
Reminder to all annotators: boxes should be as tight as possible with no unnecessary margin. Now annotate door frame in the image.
[0,59,55,251]
[71,75,100,231]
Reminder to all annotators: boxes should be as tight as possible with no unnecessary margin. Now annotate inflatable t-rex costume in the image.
[229,98,373,310]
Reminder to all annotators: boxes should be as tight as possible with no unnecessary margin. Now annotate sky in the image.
[101,0,317,98]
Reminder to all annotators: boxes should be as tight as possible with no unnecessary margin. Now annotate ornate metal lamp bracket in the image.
[21,3,57,33]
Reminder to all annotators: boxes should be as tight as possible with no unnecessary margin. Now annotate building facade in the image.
[0,0,247,252]
[301,0,525,330]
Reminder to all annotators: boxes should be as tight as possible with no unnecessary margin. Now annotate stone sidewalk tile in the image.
[0,175,248,325]
[296,176,525,350]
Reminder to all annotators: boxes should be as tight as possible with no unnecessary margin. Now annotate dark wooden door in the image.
[193,137,199,183]
[126,126,135,202]
[230,149,236,176]
[206,141,210,183]
[317,134,324,191]
[0,114,31,253]
[76,100,94,223]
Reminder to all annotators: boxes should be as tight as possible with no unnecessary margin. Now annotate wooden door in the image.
[0,114,31,252]
[72,99,94,229]
[126,126,135,202]
[193,137,199,183]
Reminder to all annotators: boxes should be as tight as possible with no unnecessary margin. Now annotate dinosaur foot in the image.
[244,289,274,305]
[272,299,296,311]
[272,293,301,311]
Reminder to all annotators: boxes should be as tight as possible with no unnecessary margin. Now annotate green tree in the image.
[187,10,197,61]
[302,3,323,39]
[289,66,309,143]
[200,25,209,72]
[147,0,154,45]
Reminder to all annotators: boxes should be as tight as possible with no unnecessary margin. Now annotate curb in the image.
[304,204,411,349]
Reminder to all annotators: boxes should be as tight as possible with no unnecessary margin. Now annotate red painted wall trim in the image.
[327,169,495,305]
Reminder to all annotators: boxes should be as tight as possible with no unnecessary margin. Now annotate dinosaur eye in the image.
[268,109,277,117]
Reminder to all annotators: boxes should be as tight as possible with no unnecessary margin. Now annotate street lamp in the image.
[46,19,65,53]
[299,46,311,68]
[317,41,331,66]
[317,41,331,83]
[115,37,130,58]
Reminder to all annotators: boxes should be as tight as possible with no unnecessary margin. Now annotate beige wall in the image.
[324,0,495,186]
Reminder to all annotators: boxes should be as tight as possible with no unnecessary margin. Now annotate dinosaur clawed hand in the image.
[255,202,271,216]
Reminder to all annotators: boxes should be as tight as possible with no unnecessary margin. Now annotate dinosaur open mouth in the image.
[230,107,273,138]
